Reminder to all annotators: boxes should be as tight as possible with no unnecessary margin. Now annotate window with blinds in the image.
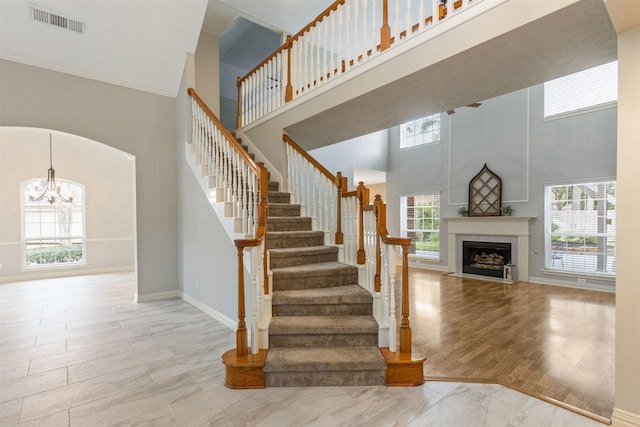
[544,61,618,118]
[22,179,85,267]
[400,113,441,149]
[400,194,440,260]
[544,181,616,275]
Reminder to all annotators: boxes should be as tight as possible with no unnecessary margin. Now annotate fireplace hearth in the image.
[462,241,512,278]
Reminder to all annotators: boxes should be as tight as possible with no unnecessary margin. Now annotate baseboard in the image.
[407,260,448,272]
[180,291,238,332]
[613,408,640,427]
[1,266,135,284]
[529,276,615,293]
[136,289,181,302]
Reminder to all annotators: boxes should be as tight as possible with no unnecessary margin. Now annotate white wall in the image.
[195,32,221,115]
[0,128,135,281]
[613,21,640,425]
[0,59,178,297]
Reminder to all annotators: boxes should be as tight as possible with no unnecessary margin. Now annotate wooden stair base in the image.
[380,348,427,386]
[221,348,268,389]
[222,347,426,389]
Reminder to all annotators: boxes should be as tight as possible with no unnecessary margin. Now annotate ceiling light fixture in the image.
[29,134,74,204]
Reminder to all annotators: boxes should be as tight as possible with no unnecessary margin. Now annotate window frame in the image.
[400,113,442,150]
[544,180,616,277]
[21,178,87,270]
[543,61,618,120]
[400,193,441,261]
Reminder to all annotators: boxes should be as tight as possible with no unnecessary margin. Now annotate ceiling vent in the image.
[30,4,84,34]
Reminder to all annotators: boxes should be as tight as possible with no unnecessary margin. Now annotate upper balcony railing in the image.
[237,0,475,128]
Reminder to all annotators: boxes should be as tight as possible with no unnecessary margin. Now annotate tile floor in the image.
[0,272,606,426]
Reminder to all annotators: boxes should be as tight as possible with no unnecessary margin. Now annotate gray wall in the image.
[0,59,178,297]
[385,84,617,288]
[309,130,389,189]
[176,60,242,323]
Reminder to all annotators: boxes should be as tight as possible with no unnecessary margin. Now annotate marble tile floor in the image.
[0,272,606,426]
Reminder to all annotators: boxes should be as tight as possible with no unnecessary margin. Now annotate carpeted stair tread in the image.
[269,315,378,335]
[268,191,291,204]
[266,230,324,249]
[272,285,372,306]
[268,203,301,217]
[267,216,312,231]
[271,260,355,277]
[264,346,385,372]
[268,181,280,191]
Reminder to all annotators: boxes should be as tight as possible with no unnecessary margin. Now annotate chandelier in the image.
[29,134,74,204]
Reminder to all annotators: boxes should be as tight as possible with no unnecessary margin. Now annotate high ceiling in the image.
[0,0,328,98]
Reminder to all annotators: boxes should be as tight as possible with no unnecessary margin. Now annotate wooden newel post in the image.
[399,241,412,354]
[235,245,248,357]
[236,77,243,129]
[356,182,368,265]
[285,35,293,102]
[374,195,383,293]
[380,0,391,51]
[335,172,344,245]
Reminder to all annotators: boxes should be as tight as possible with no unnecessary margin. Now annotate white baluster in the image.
[362,0,368,60]
[353,0,359,64]
[338,6,344,76]
[314,25,320,87]
[321,19,327,84]
[432,0,440,24]
[330,13,335,79]
[388,244,397,352]
[406,0,413,38]
[395,0,401,41]
[372,0,377,54]
[419,0,425,30]
[345,0,351,71]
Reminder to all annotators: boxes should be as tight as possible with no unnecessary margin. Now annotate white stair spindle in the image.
[432,0,440,24]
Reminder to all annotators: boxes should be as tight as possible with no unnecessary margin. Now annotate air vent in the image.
[30,4,84,34]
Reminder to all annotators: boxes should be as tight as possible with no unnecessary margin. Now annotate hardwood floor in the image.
[402,268,615,422]
[0,271,611,426]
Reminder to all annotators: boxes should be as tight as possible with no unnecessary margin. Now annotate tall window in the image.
[22,180,85,267]
[401,194,440,259]
[544,181,616,275]
[544,61,618,118]
[400,113,441,149]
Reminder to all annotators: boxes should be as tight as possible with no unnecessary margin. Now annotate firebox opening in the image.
[462,241,512,278]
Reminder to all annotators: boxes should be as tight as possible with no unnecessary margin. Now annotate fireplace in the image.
[462,241,512,278]
[446,216,532,281]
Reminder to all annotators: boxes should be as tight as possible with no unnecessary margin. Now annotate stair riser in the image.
[267,218,312,232]
[267,236,324,249]
[272,304,372,316]
[268,205,301,217]
[265,370,385,387]
[270,252,337,269]
[268,182,280,192]
[272,273,358,291]
[269,334,378,348]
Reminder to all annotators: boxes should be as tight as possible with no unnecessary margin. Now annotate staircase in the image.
[188,87,425,389]
[264,183,386,386]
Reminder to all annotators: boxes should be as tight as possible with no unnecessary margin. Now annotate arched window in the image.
[21,179,85,267]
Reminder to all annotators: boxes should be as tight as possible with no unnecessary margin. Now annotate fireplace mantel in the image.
[445,216,535,281]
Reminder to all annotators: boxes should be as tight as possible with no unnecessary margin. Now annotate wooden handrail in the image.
[290,0,346,44]
[283,134,336,182]
[188,88,259,172]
